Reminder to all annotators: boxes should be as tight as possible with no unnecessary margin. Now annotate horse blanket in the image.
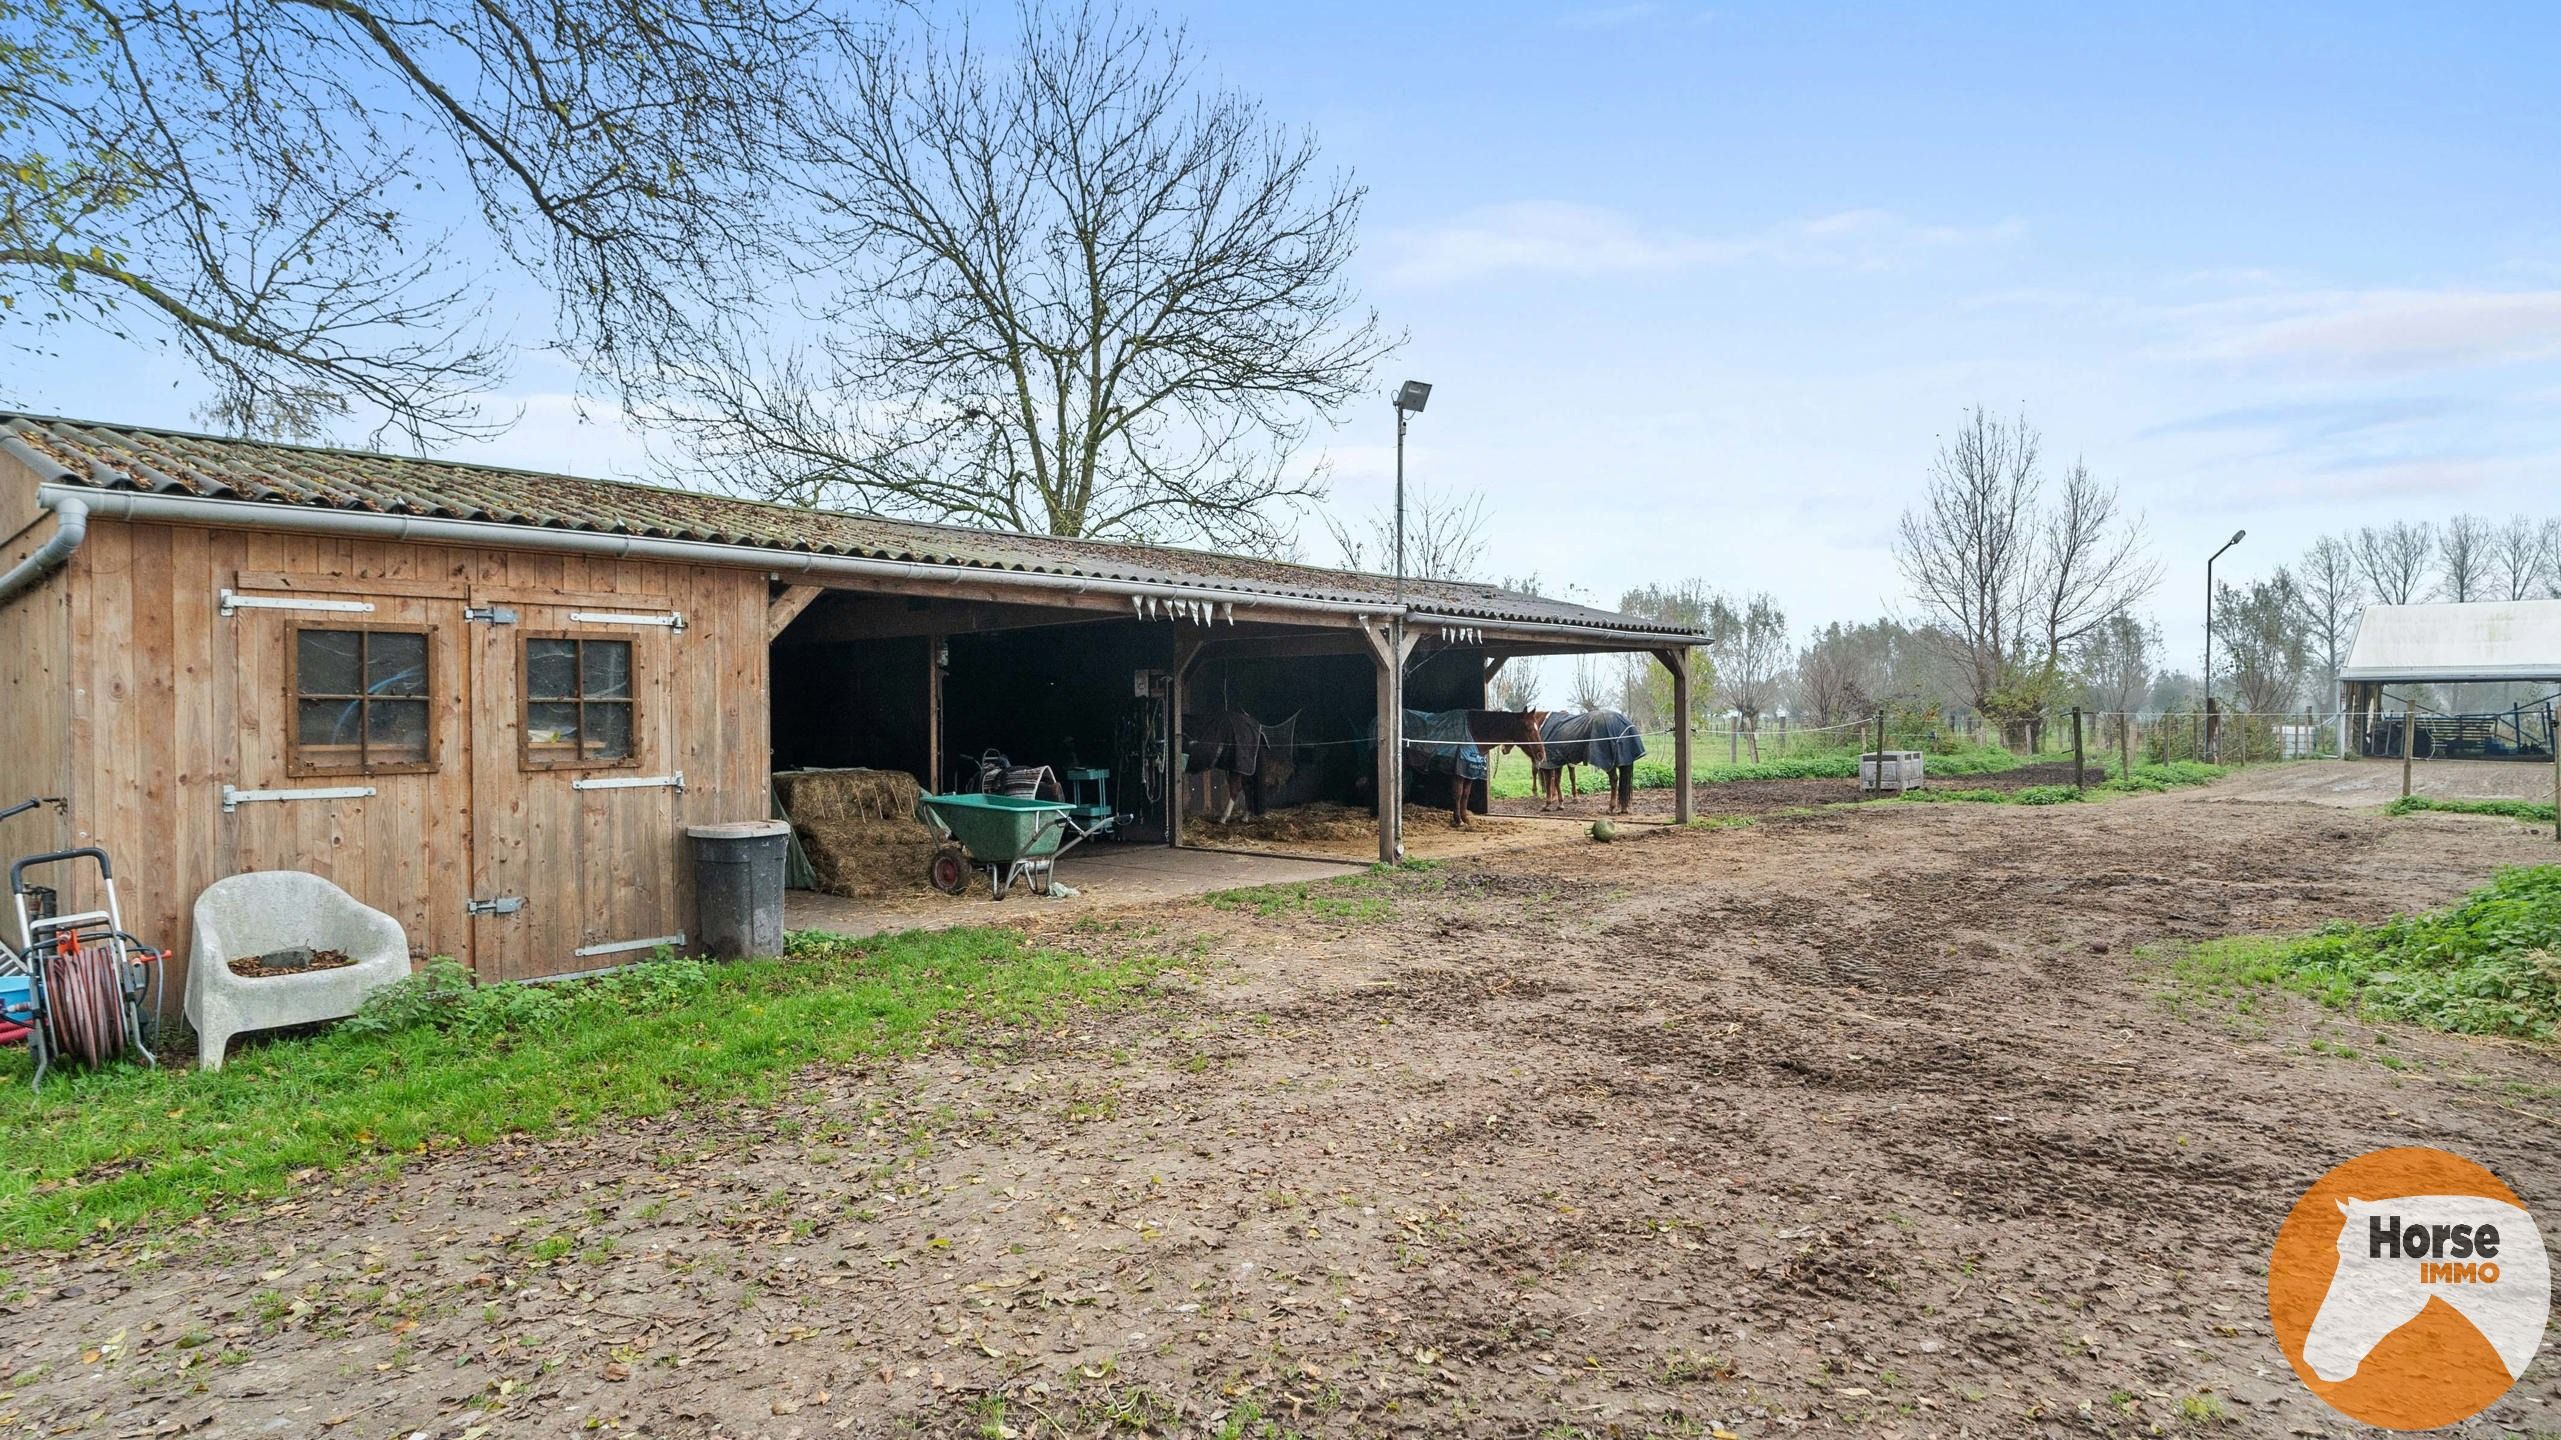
[1398,707,1489,781]
[1538,709,1646,770]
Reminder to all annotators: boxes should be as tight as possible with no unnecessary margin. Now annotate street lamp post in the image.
[2205,528,2246,761]
[1391,381,1431,600]
[1380,381,1431,865]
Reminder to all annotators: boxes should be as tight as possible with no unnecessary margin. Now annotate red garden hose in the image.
[43,942,127,1068]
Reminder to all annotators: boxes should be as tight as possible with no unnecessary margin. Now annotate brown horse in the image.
[1182,710,1298,821]
[1399,708,1546,827]
[1534,708,1646,814]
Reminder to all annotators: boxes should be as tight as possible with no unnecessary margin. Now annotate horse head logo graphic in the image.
[2271,1149,2550,1430]
[2302,1195,2546,1383]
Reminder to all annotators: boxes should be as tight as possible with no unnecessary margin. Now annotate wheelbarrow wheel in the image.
[928,848,970,896]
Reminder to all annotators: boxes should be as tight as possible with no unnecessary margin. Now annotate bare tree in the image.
[2436,514,2494,602]
[1793,623,1874,728]
[1324,483,1490,580]
[2215,570,2312,714]
[2074,611,2156,719]
[1568,656,1610,714]
[1612,580,1720,735]
[2073,609,2156,764]
[1713,592,1790,760]
[2297,534,2364,708]
[3,0,814,441]
[1489,661,1541,712]
[2491,515,2558,601]
[644,1,1394,550]
[2353,521,2435,605]
[1894,406,2157,740]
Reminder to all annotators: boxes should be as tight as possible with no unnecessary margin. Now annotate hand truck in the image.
[2,798,164,1087]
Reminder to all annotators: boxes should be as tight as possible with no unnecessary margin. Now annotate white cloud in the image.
[1379,203,2021,287]
[2181,288,2561,374]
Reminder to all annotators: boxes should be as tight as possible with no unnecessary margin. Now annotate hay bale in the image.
[775,768,939,898]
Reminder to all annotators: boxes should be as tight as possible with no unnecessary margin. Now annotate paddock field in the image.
[4,781,2558,1438]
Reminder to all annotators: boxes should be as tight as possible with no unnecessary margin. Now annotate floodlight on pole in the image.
[2205,528,2246,760]
[1391,381,1431,603]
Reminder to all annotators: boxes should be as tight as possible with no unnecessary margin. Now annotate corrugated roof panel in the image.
[2,413,1697,637]
[2340,600,2561,683]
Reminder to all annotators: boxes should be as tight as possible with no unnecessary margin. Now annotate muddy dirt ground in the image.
[7,789,2560,1438]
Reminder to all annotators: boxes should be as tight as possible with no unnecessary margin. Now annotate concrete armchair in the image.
[187,871,411,1070]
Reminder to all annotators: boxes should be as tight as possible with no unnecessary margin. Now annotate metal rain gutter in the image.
[0,476,88,609]
[46,486,1404,624]
[1404,609,1699,649]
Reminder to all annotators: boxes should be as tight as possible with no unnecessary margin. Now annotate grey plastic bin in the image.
[688,821,791,959]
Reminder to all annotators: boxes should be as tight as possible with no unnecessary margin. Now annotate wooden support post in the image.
[767,584,826,641]
[2551,716,2558,844]
[1483,655,1508,690]
[925,634,944,794]
[2072,707,2084,793]
[2121,714,2132,782]
[2402,700,2416,799]
[1169,632,1203,849]
[1655,647,1694,825]
[1363,622,1417,863]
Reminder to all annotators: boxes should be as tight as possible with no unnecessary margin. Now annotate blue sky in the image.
[16,2,2560,674]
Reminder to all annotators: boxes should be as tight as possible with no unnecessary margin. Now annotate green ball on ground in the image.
[1590,819,1618,842]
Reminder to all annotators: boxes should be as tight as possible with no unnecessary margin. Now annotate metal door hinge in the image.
[465,605,519,624]
[221,782,376,812]
[571,771,684,792]
[220,589,375,617]
[465,895,526,917]
[569,609,685,632]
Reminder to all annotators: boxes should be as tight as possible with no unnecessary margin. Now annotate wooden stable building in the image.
[0,415,1700,1007]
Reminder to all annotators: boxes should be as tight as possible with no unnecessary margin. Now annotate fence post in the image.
[2121,714,2132,781]
[2402,701,2416,799]
[2072,707,2084,792]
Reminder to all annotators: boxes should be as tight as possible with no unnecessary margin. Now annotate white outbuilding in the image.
[2339,600,2561,760]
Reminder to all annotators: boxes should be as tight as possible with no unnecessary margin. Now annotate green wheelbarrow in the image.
[914,793,1110,900]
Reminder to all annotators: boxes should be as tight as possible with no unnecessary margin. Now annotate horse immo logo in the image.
[2269,1147,2550,1430]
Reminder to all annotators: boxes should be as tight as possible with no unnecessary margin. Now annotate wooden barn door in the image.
[466,597,689,981]
[223,585,472,966]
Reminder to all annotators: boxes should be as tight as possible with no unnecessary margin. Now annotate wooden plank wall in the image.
[0,493,75,866]
[62,518,769,1013]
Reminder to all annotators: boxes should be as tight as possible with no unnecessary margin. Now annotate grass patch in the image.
[1206,869,1402,922]
[2096,760,2229,795]
[2171,866,2561,1040]
[0,927,1177,1250]
[1485,740,2026,799]
[2386,794,2558,826]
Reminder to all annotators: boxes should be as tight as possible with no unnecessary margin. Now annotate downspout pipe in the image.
[0,491,89,609]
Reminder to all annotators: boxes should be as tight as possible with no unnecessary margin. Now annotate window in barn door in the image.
[290,626,435,775]
[521,636,637,768]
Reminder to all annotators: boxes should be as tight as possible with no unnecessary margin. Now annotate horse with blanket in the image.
[1534,708,1646,814]
[1375,708,1548,827]
[1181,710,1298,821]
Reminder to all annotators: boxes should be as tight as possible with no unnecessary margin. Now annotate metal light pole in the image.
[2205,528,2245,761]
[1392,381,1431,600]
